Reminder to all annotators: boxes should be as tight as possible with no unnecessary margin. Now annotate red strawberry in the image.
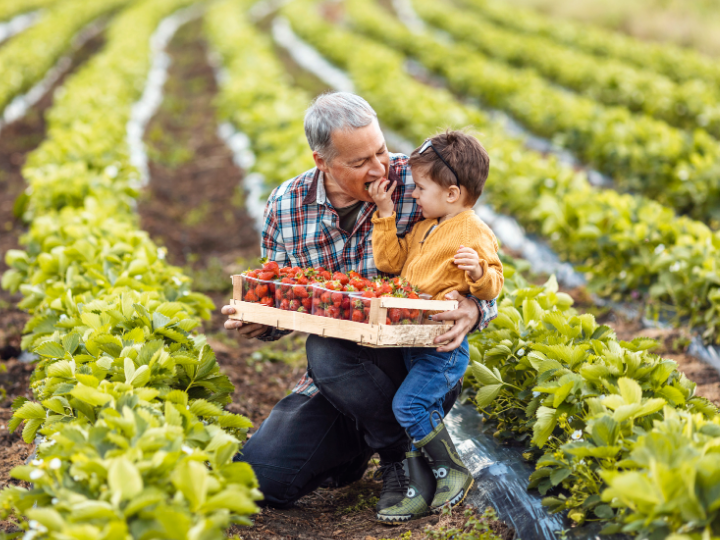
[352,310,365,323]
[315,307,325,317]
[260,296,273,307]
[297,275,309,285]
[332,272,349,285]
[244,290,258,302]
[385,317,392,325]
[302,298,312,310]
[280,299,290,310]
[258,271,276,281]
[389,308,401,323]
[326,306,341,319]
[256,284,268,298]
[331,292,344,306]
[245,270,258,278]
[321,291,332,304]
[262,261,279,273]
[293,285,309,298]
[289,299,301,311]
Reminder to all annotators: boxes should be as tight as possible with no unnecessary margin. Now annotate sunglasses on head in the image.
[418,138,460,186]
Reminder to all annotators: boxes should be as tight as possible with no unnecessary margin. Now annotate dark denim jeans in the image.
[237,335,461,508]
[394,337,470,444]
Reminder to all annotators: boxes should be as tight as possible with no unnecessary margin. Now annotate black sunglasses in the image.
[418,138,460,186]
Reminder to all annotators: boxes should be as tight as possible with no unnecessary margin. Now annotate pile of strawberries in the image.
[241,261,425,325]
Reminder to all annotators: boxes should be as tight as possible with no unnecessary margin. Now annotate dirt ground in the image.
[0,14,719,540]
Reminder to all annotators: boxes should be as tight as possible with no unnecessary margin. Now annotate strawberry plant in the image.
[0,0,264,534]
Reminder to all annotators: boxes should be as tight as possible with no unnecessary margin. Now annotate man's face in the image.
[314,120,389,203]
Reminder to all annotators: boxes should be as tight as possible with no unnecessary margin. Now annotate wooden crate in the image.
[229,275,457,347]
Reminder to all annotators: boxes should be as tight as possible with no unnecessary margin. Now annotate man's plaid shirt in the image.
[260,153,498,397]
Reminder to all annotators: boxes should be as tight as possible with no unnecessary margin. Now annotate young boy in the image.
[368,130,503,524]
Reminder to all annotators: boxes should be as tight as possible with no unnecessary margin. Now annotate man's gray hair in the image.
[304,92,378,163]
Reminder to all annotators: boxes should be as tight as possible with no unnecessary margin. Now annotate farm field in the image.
[0,0,719,539]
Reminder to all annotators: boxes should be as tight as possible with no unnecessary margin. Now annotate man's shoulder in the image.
[269,167,317,203]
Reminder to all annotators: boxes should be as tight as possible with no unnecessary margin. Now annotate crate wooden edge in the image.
[228,299,454,347]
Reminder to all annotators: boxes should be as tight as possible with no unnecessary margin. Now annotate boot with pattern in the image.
[374,460,407,513]
[376,451,436,524]
[415,419,473,511]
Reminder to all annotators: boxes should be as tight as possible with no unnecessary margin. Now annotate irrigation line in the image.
[0,18,106,134]
[0,10,41,44]
[126,4,205,187]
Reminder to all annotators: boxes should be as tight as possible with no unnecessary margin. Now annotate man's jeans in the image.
[394,337,470,445]
[237,335,461,508]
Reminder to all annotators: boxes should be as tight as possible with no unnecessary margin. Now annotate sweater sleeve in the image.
[371,211,411,274]
[465,221,504,301]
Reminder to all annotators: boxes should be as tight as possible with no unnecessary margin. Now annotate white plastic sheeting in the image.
[0,19,105,133]
[0,10,41,44]
[126,5,204,186]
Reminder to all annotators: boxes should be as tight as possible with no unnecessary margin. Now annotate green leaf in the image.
[475,384,502,408]
[14,401,46,420]
[171,460,207,511]
[47,361,74,379]
[22,418,43,443]
[553,381,575,408]
[34,341,65,359]
[590,415,619,446]
[594,504,614,519]
[532,406,557,448]
[62,333,80,354]
[108,457,143,500]
[470,361,502,386]
[550,467,571,486]
[618,377,642,405]
[70,383,112,407]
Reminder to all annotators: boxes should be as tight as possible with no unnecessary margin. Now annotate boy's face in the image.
[411,168,451,219]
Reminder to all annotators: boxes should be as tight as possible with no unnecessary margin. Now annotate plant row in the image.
[349,0,720,223]
[455,0,720,90]
[412,0,720,141]
[467,265,719,537]
[0,0,59,24]
[283,0,720,341]
[283,5,720,535]
[0,0,130,116]
[0,0,262,537]
[204,0,314,191]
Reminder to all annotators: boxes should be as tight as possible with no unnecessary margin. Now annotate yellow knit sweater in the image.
[371,209,503,301]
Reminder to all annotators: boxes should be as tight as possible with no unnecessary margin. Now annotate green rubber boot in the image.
[415,420,474,512]
[376,451,436,525]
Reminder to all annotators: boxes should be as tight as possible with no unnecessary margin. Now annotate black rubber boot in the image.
[376,451,436,524]
[415,419,473,512]
[374,460,408,513]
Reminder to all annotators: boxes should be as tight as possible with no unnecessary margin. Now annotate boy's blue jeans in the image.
[393,336,470,446]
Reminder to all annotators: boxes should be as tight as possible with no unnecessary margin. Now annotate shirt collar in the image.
[302,164,404,206]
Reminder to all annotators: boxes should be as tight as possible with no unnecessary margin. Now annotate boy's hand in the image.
[367,177,396,218]
[454,245,483,281]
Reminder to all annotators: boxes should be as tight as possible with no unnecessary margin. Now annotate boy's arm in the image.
[371,211,412,274]
[463,225,504,301]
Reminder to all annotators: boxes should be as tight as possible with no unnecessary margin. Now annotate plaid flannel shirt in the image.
[259,153,498,397]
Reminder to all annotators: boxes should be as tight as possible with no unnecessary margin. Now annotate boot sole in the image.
[375,512,418,525]
[430,477,474,513]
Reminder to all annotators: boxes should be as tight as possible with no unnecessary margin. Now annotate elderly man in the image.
[222,92,496,517]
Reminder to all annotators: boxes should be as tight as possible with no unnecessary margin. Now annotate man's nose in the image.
[368,155,385,178]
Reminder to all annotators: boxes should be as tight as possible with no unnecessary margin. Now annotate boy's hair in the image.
[408,130,490,205]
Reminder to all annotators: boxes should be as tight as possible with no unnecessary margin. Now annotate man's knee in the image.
[306,335,360,381]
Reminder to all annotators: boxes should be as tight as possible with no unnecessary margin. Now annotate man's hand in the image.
[221,304,270,339]
[367,177,396,218]
[431,290,479,352]
[454,245,483,282]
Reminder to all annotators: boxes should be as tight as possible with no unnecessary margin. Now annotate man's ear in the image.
[447,185,462,203]
[313,151,329,173]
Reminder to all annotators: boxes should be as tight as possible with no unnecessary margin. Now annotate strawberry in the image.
[408,291,419,300]
[262,261,279,273]
[386,317,392,325]
[260,296,273,307]
[321,291,332,304]
[332,272,349,285]
[319,270,331,281]
[297,275,309,285]
[361,290,376,298]
[280,299,290,310]
[389,308,401,323]
[258,271,276,281]
[293,285,309,298]
[302,297,312,310]
[331,292,344,306]
[275,289,283,300]
[326,306,340,319]
[245,269,258,278]
[256,284,268,298]
[352,310,365,323]
[289,299,300,311]
[401,309,411,320]
[244,290,258,302]
[315,307,325,317]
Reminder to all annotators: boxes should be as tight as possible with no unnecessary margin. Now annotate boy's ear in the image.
[446,185,462,203]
